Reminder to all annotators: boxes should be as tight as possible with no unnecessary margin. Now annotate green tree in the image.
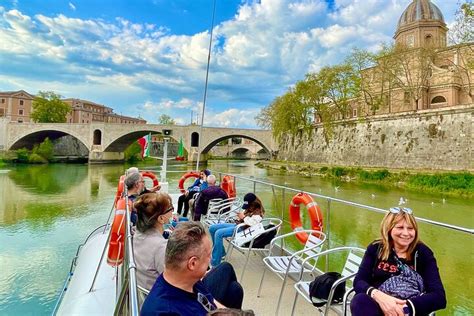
[124,142,142,162]
[450,1,474,45]
[36,138,54,161]
[158,114,176,125]
[31,91,71,123]
[318,64,358,119]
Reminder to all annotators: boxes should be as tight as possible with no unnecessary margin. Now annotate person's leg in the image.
[209,222,234,244]
[211,224,236,267]
[182,193,194,217]
[177,194,186,215]
[350,293,383,316]
[202,262,243,309]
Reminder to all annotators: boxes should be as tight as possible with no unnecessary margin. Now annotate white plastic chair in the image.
[291,246,365,316]
[257,230,327,315]
[203,197,242,227]
[225,217,283,281]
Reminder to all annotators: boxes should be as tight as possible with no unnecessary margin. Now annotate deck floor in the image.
[225,246,339,316]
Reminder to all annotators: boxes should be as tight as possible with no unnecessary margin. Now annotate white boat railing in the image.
[216,172,474,236]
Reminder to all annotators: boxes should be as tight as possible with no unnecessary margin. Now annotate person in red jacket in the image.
[351,207,446,316]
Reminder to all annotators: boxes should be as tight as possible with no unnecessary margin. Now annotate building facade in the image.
[341,0,473,120]
[0,90,34,123]
[63,98,146,124]
[0,91,146,124]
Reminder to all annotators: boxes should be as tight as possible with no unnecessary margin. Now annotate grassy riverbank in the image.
[256,161,474,198]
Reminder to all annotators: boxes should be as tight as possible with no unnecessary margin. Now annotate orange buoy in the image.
[114,175,125,206]
[140,171,159,188]
[178,171,200,193]
[289,193,323,244]
[221,175,236,198]
[107,197,132,266]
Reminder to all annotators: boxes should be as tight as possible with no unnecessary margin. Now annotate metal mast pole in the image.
[195,0,217,171]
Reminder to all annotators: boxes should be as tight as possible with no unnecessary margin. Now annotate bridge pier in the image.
[187,147,209,164]
[89,150,124,163]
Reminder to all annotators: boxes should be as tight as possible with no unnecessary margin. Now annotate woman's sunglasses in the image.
[389,207,413,215]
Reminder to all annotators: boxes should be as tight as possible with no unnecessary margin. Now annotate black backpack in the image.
[309,272,346,307]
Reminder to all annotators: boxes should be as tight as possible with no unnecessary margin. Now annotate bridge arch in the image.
[8,127,90,151]
[201,134,271,157]
[104,130,169,152]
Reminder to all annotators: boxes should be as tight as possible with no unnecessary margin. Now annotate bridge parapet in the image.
[4,121,276,162]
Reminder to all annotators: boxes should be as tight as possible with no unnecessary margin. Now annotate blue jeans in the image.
[209,223,236,267]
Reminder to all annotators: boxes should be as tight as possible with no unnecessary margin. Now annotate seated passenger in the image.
[141,222,244,315]
[177,169,210,218]
[126,167,161,193]
[351,207,446,316]
[208,193,264,268]
[193,174,229,221]
[132,192,173,290]
[124,172,145,224]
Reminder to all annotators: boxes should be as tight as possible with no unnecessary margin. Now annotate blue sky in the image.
[0,0,459,127]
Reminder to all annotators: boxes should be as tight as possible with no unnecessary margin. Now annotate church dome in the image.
[397,0,445,28]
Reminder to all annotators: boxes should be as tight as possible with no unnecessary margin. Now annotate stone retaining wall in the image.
[277,105,473,171]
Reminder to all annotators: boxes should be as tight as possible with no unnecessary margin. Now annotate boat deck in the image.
[225,243,338,316]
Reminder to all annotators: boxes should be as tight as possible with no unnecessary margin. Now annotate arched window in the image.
[93,129,102,145]
[425,34,433,45]
[191,132,199,147]
[431,96,446,104]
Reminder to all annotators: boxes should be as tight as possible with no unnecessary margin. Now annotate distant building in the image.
[316,0,473,122]
[0,90,34,123]
[62,98,146,124]
[0,91,146,124]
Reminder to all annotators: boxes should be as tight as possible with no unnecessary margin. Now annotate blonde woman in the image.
[351,207,446,316]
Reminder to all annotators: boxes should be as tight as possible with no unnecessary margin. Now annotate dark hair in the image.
[134,192,172,233]
[243,196,265,218]
[165,221,207,270]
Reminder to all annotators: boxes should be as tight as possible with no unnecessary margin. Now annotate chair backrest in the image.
[300,233,325,262]
[341,248,364,287]
[207,197,240,215]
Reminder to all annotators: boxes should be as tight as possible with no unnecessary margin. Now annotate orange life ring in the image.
[178,171,200,193]
[140,171,159,188]
[114,175,125,206]
[107,197,132,266]
[221,175,236,198]
[289,193,323,244]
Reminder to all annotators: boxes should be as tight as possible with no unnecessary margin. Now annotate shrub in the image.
[36,138,54,161]
[331,167,347,177]
[124,142,142,162]
[16,148,30,162]
[359,169,391,181]
[28,153,48,164]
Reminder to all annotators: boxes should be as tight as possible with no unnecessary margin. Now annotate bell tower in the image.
[394,0,447,49]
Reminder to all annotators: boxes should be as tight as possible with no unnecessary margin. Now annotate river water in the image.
[0,161,472,315]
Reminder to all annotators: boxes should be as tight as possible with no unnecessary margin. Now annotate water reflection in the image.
[0,161,472,315]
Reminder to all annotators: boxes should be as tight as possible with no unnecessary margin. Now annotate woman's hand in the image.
[236,212,245,220]
[372,289,406,316]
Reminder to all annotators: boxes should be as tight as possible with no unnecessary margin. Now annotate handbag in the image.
[309,272,346,307]
[378,256,424,299]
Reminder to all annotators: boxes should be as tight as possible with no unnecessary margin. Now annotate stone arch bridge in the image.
[0,120,276,162]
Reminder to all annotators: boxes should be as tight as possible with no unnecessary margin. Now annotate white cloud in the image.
[0,1,461,128]
[69,2,76,11]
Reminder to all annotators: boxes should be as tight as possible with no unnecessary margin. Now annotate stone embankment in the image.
[277,105,473,172]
